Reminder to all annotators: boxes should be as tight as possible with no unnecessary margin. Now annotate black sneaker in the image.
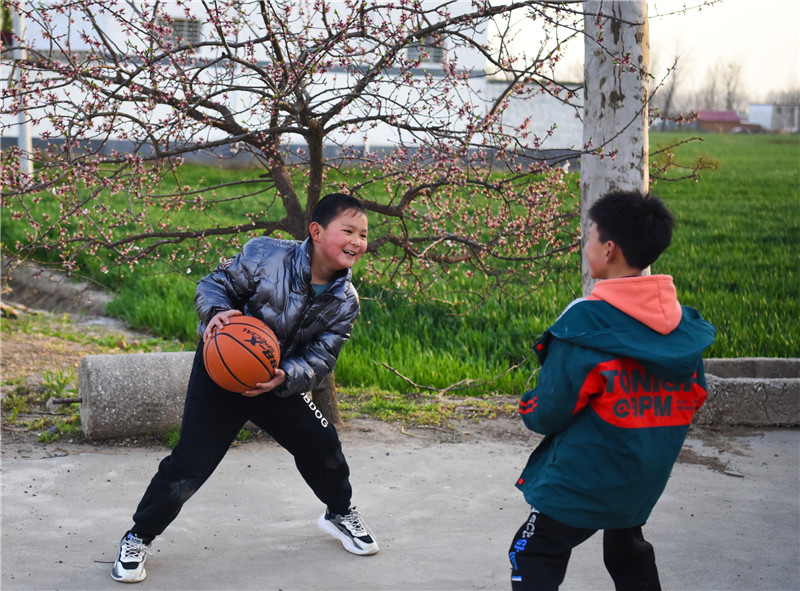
[318,507,380,555]
[111,531,153,583]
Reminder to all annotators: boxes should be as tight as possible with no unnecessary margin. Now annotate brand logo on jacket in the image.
[580,359,707,428]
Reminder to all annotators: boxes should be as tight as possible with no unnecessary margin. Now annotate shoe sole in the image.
[111,565,146,583]
[318,514,380,555]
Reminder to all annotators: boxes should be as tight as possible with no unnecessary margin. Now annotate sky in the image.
[648,0,799,101]
[517,0,800,103]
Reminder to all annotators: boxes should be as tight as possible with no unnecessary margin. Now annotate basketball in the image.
[203,315,281,393]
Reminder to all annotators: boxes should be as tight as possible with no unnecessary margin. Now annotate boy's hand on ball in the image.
[241,368,286,397]
[203,309,243,342]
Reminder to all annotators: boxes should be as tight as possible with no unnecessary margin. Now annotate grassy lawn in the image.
[650,133,799,358]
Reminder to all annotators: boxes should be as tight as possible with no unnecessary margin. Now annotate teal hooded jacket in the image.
[516,275,716,529]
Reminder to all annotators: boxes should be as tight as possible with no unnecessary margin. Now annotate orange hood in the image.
[587,275,682,335]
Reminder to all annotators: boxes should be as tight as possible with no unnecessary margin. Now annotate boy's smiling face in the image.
[309,209,369,283]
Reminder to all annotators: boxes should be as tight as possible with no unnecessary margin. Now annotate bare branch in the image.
[381,355,531,398]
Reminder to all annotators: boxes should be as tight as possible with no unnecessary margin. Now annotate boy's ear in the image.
[605,240,617,262]
[309,221,322,242]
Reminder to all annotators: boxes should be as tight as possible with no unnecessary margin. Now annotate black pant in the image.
[131,343,352,540]
[509,507,661,591]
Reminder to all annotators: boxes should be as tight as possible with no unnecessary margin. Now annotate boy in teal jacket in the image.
[509,190,716,590]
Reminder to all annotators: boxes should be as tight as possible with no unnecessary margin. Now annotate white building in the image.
[748,103,800,134]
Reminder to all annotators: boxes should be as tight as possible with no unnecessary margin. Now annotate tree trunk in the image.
[311,372,341,425]
[581,0,650,296]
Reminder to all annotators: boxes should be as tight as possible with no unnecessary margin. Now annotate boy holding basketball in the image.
[112,193,378,584]
[508,190,716,590]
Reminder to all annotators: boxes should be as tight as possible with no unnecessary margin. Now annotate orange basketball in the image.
[203,315,281,393]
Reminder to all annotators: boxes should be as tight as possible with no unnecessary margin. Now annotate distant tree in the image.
[721,60,744,111]
[696,63,720,110]
[767,87,800,103]
[646,2,694,126]
[651,56,682,130]
[694,59,745,112]
[648,40,691,131]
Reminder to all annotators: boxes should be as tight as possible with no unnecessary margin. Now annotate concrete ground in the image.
[2,419,798,591]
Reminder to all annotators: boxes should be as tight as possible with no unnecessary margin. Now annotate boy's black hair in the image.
[312,193,367,228]
[588,190,675,270]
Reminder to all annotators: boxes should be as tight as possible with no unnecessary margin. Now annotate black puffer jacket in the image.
[195,236,360,397]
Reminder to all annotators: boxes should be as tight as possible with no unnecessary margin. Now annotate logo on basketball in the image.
[242,330,279,371]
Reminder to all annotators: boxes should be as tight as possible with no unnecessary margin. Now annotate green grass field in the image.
[3,132,798,399]
[649,133,799,359]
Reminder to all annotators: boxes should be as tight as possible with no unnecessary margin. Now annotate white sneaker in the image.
[318,507,380,555]
[111,532,153,583]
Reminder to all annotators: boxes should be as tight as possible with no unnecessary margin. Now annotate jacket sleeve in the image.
[194,240,264,326]
[519,334,595,435]
[273,300,359,397]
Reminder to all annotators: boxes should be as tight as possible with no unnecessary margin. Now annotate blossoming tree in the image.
[2,0,586,303]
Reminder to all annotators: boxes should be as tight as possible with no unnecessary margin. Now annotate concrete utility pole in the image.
[12,1,34,175]
[580,0,650,295]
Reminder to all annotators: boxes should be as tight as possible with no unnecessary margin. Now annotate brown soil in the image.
[2,326,113,382]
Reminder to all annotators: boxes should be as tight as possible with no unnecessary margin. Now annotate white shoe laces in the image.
[340,510,368,536]
[121,536,154,561]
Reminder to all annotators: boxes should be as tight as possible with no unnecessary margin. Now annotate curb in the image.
[76,353,800,440]
[698,358,800,427]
